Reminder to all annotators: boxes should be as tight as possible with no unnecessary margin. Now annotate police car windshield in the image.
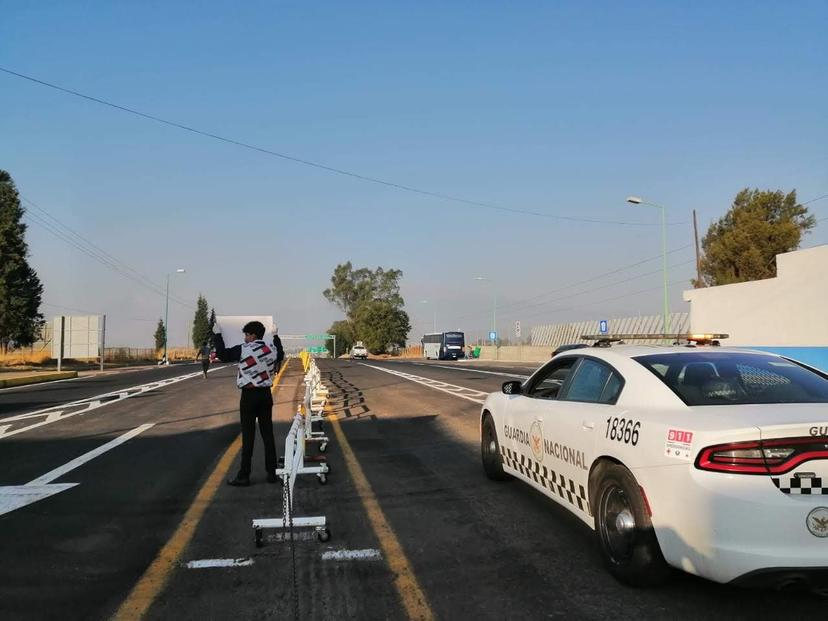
[634,352,828,406]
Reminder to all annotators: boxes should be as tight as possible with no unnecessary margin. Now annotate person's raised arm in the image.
[213,325,241,362]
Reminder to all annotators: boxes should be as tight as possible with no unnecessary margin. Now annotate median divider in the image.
[0,371,77,389]
[252,356,333,545]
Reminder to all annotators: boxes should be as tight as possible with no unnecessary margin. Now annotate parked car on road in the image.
[480,339,828,590]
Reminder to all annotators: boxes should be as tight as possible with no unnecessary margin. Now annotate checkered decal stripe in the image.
[502,447,590,515]
[772,476,828,495]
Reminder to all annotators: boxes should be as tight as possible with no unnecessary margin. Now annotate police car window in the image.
[561,358,617,403]
[526,358,577,400]
[635,352,828,406]
[599,372,623,404]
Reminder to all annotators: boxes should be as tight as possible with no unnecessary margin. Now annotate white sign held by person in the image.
[215,315,276,348]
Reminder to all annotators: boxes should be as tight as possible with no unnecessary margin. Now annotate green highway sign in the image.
[304,334,333,340]
[306,346,328,354]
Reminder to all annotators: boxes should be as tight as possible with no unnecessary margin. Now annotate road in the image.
[0,358,825,620]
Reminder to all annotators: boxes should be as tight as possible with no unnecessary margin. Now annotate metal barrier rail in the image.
[252,357,331,545]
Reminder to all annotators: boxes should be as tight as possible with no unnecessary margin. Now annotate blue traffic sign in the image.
[599,320,608,334]
[489,331,497,341]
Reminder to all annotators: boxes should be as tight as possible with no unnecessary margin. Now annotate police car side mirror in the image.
[502,380,522,395]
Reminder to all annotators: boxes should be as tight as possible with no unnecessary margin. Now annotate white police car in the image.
[479,335,828,589]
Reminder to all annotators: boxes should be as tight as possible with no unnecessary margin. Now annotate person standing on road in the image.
[195,342,212,378]
[213,320,284,486]
[272,327,285,374]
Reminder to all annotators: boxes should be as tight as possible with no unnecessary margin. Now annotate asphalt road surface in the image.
[1,358,825,620]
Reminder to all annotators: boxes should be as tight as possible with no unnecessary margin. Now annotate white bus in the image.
[422,331,465,360]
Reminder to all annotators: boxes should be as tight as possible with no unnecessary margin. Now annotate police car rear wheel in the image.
[481,415,511,481]
[594,464,669,586]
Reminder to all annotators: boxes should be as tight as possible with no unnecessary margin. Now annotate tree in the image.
[323,262,404,319]
[0,170,44,353]
[323,262,410,354]
[191,294,211,347]
[325,319,355,358]
[154,319,166,350]
[695,188,816,287]
[355,300,411,354]
[208,307,216,333]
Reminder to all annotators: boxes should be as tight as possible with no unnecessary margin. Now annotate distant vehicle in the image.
[422,331,465,360]
[480,336,828,589]
[350,342,368,360]
[552,343,590,357]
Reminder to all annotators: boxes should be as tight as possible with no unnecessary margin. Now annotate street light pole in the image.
[473,276,497,344]
[420,300,437,333]
[626,196,669,337]
[163,268,186,365]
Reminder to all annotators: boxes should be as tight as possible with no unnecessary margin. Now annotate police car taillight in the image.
[696,437,828,475]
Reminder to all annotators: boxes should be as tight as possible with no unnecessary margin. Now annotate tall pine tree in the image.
[0,170,44,353]
[191,294,211,348]
[154,319,166,350]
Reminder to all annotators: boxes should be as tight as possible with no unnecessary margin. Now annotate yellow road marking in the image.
[328,406,435,621]
[112,361,290,620]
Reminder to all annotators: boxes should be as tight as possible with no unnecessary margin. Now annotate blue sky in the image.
[2,1,826,347]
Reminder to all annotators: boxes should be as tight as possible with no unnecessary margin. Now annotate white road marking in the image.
[0,424,154,516]
[320,548,382,561]
[360,364,488,405]
[266,531,318,542]
[427,364,530,379]
[185,558,254,569]
[0,367,222,440]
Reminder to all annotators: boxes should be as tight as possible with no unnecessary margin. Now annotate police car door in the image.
[547,356,625,521]
[502,357,578,504]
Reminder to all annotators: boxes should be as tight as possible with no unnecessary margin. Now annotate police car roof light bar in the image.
[581,333,729,346]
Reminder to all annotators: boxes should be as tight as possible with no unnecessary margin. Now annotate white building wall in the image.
[682,245,828,347]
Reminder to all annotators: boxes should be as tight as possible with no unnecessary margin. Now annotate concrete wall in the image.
[476,345,553,362]
[683,245,828,371]
[683,245,828,346]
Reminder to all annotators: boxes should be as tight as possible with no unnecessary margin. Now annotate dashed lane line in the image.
[358,363,488,405]
[185,558,254,569]
[0,366,226,440]
[425,363,530,379]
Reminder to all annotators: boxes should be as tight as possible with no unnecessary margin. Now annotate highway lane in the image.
[0,364,244,620]
[3,357,825,619]
[148,358,826,620]
[0,363,229,419]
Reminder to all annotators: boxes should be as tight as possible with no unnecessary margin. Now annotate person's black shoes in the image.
[226,476,251,487]
[266,473,278,484]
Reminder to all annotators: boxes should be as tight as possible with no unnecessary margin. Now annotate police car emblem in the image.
[806,507,828,538]
[529,421,544,463]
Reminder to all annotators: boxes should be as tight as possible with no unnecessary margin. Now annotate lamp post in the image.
[420,300,437,333]
[626,196,669,337]
[163,268,186,365]
[473,276,497,344]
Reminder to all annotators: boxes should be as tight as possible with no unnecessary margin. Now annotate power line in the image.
[21,194,189,306]
[22,203,196,310]
[0,66,686,228]
[447,244,693,324]
[516,274,696,323]
[41,302,157,322]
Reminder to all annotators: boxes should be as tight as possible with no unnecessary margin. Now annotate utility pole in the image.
[693,209,703,287]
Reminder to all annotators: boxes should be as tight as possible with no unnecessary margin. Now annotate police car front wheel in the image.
[481,414,511,481]
[594,464,669,587]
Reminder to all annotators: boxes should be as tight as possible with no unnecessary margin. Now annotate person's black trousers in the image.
[238,387,277,477]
